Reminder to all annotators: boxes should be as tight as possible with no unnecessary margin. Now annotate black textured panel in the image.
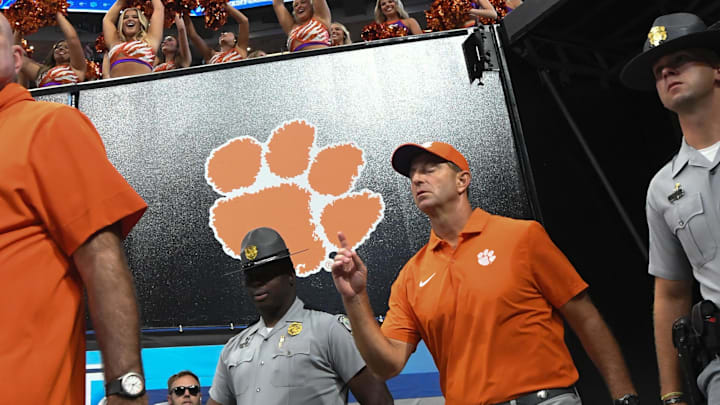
[73,33,532,328]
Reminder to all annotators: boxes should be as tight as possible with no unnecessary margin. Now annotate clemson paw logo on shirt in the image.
[477,249,496,266]
[205,120,385,277]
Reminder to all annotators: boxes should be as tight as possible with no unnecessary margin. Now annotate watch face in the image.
[121,374,144,396]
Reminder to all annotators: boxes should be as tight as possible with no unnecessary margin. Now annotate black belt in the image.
[493,387,577,405]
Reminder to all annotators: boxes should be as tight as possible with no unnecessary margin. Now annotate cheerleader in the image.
[103,0,164,77]
[184,4,249,64]
[374,0,422,36]
[154,14,192,71]
[20,13,85,87]
[273,0,332,52]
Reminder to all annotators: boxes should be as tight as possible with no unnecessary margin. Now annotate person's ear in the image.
[12,45,22,75]
[457,171,471,194]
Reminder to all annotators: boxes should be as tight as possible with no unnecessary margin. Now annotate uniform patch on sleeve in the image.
[337,314,352,333]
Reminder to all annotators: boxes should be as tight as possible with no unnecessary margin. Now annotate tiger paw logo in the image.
[205,120,385,276]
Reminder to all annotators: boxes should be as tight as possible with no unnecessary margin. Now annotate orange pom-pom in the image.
[425,0,472,31]
[478,0,507,25]
[21,38,34,57]
[361,22,383,41]
[125,0,154,18]
[85,59,101,80]
[5,0,43,35]
[361,21,408,41]
[199,0,228,30]
[95,33,108,54]
[162,0,198,28]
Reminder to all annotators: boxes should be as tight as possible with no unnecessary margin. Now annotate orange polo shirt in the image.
[381,208,588,404]
[0,83,147,404]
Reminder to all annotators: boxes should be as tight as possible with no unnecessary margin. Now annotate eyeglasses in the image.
[169,385,200,396]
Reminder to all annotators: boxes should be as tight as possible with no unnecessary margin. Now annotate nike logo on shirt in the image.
[419,273,436,288]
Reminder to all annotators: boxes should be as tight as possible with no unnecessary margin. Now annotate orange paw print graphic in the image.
[205,120,385,276]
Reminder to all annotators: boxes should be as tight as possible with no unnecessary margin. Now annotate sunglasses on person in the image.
[169,385,200,396]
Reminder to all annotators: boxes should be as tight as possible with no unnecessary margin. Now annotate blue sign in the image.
[85,341,440,405]
[0,0,291,14]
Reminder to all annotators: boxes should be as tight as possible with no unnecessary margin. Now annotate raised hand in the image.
[331,232,368,299]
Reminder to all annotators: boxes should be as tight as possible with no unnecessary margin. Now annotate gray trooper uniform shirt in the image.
[647,138,720,405]
[647,139,720,303]
[209,297,366,405]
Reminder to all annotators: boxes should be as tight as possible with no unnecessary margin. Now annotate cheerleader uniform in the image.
[287,18,331,52]
[37,65,79,87]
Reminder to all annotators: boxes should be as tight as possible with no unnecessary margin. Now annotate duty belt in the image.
[493,387,576,405]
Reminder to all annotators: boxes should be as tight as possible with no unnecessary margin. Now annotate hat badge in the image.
[648,26,667,48]
[245,245,258,261]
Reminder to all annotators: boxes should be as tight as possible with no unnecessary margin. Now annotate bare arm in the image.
[73,223,147,405]
[206,399,222,405]
[103,0,125,48]
[654,277,693,399]
[468,0,497,19]
[174,14,192,67]
[347,366,393,405]
[55,12,86,80]
[102,53,110,78]
[145,0,165,51]
[404,18,422,35]
[226,4,249,56]
[505,0,523,9]
[560,291,637,399]
[21,55,42,81]
[272,0,295,34]
[183,14,213,63]
[332,232,415,380]
[312,0,331,27]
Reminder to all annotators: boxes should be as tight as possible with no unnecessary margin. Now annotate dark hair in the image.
[42,40,67,68]
[157,35,178,64]
[167,370,200,390]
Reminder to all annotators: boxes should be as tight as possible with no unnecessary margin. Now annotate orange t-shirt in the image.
[0,83,147,404]
[381,208,588,404]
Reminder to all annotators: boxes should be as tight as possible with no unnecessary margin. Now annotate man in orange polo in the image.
[331,142,639,405]
[0,14,148,404]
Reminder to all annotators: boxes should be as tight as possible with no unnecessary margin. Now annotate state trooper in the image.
[207,227,392,405]
[621,12,720,405]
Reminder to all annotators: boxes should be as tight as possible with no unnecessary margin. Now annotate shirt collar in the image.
[428,208,491,250]
[0,83,33,113]
[672,138,720,177]
[258,296,304,331]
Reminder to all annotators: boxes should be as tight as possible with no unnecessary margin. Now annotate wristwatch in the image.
[106,371,145,398]
[613,394,640,405]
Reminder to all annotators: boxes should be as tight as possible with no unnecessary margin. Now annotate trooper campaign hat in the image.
[391,141,469,177]
[620,12,720,90]
[238,227,304,271]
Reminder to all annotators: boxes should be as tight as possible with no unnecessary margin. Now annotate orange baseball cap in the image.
[391,142,470,177]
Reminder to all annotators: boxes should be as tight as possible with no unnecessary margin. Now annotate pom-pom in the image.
[95,33,108,54]
[360,22,383,42]
[162,0,199,28]
[478,0,507,25]
[4,0,44,35]
[199,0,228,31]
[125,0,154,18]
[361,21,408,41]
[425,0,472,31]
[384,23,408,38]
[21,38,34,57]
[85,59,101,80]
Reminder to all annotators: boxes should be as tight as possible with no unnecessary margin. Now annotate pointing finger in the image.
[337,231,350,250]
